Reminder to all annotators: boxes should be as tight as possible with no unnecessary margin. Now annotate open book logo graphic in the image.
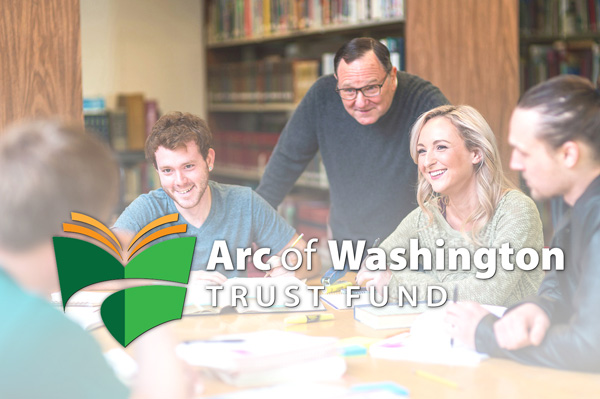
[53,212,195,347]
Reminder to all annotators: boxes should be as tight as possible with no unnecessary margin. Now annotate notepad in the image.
[369,305,507,366]
[354,303,428,329]
[177,330,345,387]
[184,276,325,315]
[51,290,111,307]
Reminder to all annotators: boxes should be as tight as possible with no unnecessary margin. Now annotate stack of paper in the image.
[369,306,506,366]
[177,330,346,387]
[51,291,110,330]
[354,303,428,329]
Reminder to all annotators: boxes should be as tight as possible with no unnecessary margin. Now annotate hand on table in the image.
[492,303,550,350]
[189,270,227,285]
[355,268,392,296]
[265,255,296,278]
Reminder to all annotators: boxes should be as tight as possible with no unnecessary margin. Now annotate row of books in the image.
[521,40,600,89]
[83,95,159,152]
[207,0,405,43]
[207,37,404,105]
[212,129,328,186]
[121,163,160,207]
[520,0,600,36]
[213,130,280,169]
[208,58,320,104]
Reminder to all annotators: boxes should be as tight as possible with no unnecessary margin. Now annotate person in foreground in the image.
[0,121,195,398]
[357,105,544,306]
[446,75,600,372]
[113,111,318,283]
[257,37,448,248]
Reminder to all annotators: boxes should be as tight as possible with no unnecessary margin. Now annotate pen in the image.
[284,313,334,324]
[415,369,459,389]
[451,285,458,348]
[184,339,245,344]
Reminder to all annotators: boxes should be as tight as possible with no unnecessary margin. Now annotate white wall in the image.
[80,0,206,117]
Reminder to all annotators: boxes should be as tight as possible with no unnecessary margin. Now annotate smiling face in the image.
[416,117,481,199]
[155,141,214,212]
[335,51,397,125]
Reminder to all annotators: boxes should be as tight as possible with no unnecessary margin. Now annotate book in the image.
[353,303,428,329]
[176,330,346,387]
[184,276,325,315]
[117,93,146,150]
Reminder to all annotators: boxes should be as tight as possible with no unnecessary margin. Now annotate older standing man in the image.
[256,37,449,281]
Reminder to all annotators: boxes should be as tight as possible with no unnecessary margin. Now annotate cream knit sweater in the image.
[380,190,545,307]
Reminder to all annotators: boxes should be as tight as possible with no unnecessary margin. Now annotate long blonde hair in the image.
[409,105,514,241]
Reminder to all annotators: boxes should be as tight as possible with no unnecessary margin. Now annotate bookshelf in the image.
[519,0,600,92]
[205,1,406,190]
[83,95,161,214]
[205,0,408,246]
[519,0,600,241]
[204,0,520,242]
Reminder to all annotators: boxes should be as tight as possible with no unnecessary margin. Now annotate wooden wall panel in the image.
[0,0,82,132]
[406,0,519,181]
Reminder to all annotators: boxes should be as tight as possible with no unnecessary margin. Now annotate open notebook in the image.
[369,305,506,366]
[184,276,325,315]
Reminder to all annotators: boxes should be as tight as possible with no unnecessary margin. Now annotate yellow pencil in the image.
[415,370,459,389]
[290,233,304,248]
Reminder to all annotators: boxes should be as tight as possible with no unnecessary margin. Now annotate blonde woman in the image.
[357,105,544,306]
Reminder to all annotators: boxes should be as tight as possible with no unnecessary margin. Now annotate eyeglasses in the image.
[335,74,389,100]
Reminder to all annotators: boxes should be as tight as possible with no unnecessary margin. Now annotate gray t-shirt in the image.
[113,181,296,277]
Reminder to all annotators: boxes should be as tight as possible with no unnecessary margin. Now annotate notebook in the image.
[177,330,345,387]
[369,305,507,366]
[184,276,325,315]
[354,303,428,329]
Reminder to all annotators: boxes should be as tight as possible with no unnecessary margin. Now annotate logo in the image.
[53,212,195,347]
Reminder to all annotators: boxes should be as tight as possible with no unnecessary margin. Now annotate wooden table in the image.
[94,303,600,398]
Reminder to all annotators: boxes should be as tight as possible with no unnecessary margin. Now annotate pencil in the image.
[451,285,458,347]
[290,233,304,248]
[415,369,459,389]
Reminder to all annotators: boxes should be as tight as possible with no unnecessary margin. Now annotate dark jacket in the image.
[474,175,600,372]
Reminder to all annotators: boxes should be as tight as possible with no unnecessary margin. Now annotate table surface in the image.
[93,301,600,398]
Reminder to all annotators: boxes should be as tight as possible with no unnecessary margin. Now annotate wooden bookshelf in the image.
[207,17,405,48]
[208,102,298,112]
[212,165,329,190]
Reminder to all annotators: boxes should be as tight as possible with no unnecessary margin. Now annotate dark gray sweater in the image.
[256,72,449,244]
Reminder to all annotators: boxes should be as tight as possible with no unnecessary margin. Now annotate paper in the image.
[51,290,111,307]
[369,305,507,366]
[61,306,103,330]
[177,330,345,387]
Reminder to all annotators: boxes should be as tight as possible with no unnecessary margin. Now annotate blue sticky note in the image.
[351,381,410,397]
